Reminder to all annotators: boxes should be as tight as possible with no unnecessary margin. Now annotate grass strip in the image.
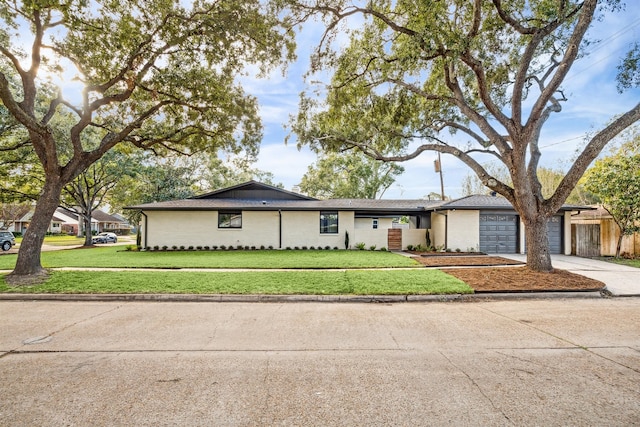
[0,270,472,295]
[0,247,420,270]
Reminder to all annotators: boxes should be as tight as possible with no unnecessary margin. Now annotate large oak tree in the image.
[0,0,294,281]
[292,0,640,272]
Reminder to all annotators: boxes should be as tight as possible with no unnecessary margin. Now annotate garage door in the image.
[479,214,518,253]
[547,216,563,254]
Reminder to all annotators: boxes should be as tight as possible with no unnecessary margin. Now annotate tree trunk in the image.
[615,232,623,258]
[83,214,93,246]
[523,216,554,273]
[9,179,64,278]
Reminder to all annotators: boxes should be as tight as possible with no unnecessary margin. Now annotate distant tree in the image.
[583,130,640,257]
[299,151,404,199]
[198,155,282,191]
[61,149,136,246]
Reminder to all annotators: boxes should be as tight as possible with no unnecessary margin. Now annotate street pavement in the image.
[500,254,640,296]
[1,298,639,426]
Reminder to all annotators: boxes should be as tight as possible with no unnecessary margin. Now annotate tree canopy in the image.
[583,128,640,257]
[0,0,295,279]
[292,0,640,272]
[299,151,404,199]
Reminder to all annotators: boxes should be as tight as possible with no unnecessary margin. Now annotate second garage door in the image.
[479,214,519,254]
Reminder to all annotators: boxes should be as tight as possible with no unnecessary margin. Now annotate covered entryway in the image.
[479,214,519,253]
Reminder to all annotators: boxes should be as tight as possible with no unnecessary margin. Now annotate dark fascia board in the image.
[124,205,429,214]
[192,180,318,201]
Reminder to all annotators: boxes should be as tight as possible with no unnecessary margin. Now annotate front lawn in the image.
[0,246,420,270]
[602,257,640,268]
[0,270,472,295]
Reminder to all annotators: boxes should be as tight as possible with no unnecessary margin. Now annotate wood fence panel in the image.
[572,224,600,257]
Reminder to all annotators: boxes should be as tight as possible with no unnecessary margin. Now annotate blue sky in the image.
[249,4,640,199]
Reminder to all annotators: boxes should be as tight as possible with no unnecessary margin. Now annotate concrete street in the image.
[1,298,639,426]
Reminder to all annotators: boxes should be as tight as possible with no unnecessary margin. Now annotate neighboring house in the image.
[7,210,64,234]
[92,210,132,234]
[571,206,640,257]
[56,208,132,235]
[128,181,583,254]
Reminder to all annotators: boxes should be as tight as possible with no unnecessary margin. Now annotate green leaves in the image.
[583,130,640,255]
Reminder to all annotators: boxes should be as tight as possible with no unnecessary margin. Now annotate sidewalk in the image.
[499,254,640,297]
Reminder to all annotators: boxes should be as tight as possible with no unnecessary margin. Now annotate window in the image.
[372,218,379,229]
[320,211,338,234]
[218,211,242,228]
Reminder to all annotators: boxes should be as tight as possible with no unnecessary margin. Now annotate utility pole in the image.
[434,152,445,200]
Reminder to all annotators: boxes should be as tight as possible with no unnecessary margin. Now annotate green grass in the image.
[601,257,640,268]
[0,247,420,270]
[0,270,472,295]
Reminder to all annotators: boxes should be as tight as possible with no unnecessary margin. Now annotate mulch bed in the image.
[408,253,605,292]
[414,255,524,267]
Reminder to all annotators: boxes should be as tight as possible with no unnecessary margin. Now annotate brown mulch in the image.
[415,255,524,267]
[442,267,605,292]
[409,254,605,292]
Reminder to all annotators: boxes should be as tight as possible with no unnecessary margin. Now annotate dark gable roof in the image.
[127,180,443,213]
[194,180,316,201]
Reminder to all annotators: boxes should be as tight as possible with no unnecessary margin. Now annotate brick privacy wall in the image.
[388,229,402,250]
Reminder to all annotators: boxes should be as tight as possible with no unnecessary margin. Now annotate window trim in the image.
[218,211,242,229]
[320,211,339,234]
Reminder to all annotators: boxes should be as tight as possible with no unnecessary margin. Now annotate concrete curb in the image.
[0,291,606,303]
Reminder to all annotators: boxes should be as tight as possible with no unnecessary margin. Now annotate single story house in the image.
[5,210,65,235]
[432,195,581,255]
[128,181,582,255]
[56,208,132,235]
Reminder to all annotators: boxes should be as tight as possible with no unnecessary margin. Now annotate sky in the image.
[247,3,640,199]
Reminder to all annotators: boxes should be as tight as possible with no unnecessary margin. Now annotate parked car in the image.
[0,231,16,251]
[92,232,118,244]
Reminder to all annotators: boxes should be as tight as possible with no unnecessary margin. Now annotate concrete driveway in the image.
[499,254,640,296]
[1,299,639,426]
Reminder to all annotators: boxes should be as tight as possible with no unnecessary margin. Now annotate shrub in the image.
[294,246,300,250]
[445,248,452,252]
[316,246,322,250]
[309,246,315,250]
[286,246,292,250]
[260,245,265,250]
[268,245,274,250]
[455,248,461,252]
[355,242,366,250]
[251,246,256,250]
[379,247,387,252]
[301,246,308,250]
[172,245,178,250]
[333,246,339,250]
[220,245,226,250]
[124,244,138,251]
[211,245,218,250]
[188,246,194,250]
[204,246,210,250]
[196,246,203,250]
[369,245,377,251]
[153,245,159,251]
[325,245,331,250]
[406,244,415,251]
[162,245,168,251]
